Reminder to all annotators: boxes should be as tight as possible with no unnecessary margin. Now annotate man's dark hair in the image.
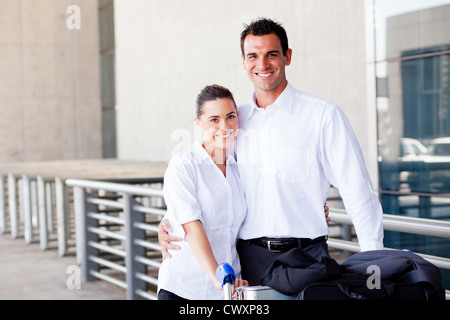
[195,84,236,118]
[240,18,289,56]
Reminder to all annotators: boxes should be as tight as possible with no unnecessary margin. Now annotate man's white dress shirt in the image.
[235,82,384,252]
[158,141,246,300]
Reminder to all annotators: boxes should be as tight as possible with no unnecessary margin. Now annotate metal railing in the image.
[67,178,165,300]
[0,173,164,259]
[328,209,450,300]
[0,173,73,255]
[65,178,450,300]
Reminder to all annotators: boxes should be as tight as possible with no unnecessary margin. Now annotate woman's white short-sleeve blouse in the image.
[157,141,247,300]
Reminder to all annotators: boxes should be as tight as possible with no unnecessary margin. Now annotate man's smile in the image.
[255,71,274,78]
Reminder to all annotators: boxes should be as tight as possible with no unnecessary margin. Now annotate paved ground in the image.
[0,234,126,300]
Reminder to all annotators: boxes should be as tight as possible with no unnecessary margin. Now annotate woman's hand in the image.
[232,279,249,298]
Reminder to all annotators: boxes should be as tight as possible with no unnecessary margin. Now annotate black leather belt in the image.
[250,236,327,252]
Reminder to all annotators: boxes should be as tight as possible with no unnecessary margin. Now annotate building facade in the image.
[0,0,102,161]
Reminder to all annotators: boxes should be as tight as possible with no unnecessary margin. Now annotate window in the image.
[374,0,450,288]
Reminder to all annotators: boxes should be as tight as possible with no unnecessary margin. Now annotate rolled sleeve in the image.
[163,156,203,226]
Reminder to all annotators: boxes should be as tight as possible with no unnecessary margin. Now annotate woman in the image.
[157,84,248,300]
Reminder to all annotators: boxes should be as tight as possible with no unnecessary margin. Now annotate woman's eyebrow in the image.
[208,111,236,119]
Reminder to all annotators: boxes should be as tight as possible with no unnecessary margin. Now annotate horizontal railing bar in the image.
[135,289,157,300]
[134,238,162,251]
[98,177,164,185]
[380,189,450,198]
[327,238,361,252]
[89,270,127,289]
[87,212,124,225]
[133,222,159,233]
[329,209,450,239]
[87,227,126,241]
[146,251,163,259]
[87,197,124,209]
[89,255,126,273]
[135,271,159,286]
[327,238,450,270]
[135,255,162,269]
[133,205,167,217]
[383,216,450,239]
[66,179,164,197]
[88,241,126,257]
[417,253,450,270]
[98,208,123,213]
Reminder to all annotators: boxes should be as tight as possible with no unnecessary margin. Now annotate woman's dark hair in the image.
[240,17,289,56]
[196,84,236,118]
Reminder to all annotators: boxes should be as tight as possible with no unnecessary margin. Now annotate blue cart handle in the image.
[216,263,236,287]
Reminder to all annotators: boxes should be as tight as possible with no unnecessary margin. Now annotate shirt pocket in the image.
[276,148,311,183]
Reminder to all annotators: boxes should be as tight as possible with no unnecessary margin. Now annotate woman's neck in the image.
[202,142,227,176]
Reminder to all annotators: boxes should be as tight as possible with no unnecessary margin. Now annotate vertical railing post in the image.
[123,193,147,300]
[73,186,99,281]
[45,182,54,234]
[8,173,18,239]
[37,176,49,250]
[31,179,39,231]
[0,174,6,234]
[56,177,69,257]
[22,174,33,244]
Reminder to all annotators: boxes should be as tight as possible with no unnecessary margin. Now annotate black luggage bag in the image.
[298,273,430,300]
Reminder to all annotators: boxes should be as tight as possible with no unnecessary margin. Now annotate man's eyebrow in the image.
[245,50,280,57]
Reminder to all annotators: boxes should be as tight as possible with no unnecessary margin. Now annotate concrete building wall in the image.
[114,0,379,183]
[0,0,102,161]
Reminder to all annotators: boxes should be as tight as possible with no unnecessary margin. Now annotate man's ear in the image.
[241,53,246,69]
[284,48,292,66]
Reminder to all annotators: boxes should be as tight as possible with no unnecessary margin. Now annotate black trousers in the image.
[236,237,330,286]
[157,289,188,300]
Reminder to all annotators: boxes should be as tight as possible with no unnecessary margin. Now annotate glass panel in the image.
[375,0,450,289]
[99,0,117,158]
[374,0,450,62]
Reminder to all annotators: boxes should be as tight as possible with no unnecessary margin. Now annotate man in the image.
[159,18,384,285]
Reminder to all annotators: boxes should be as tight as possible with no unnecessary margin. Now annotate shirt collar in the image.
[193,141,237,165]
[245,81,296,120]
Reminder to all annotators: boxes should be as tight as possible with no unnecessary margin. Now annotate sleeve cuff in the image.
[359,240,384,252]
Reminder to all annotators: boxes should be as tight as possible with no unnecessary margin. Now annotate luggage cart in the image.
[216,263,294,300]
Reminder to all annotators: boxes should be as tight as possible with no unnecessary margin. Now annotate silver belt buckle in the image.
[267,240,281,252]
